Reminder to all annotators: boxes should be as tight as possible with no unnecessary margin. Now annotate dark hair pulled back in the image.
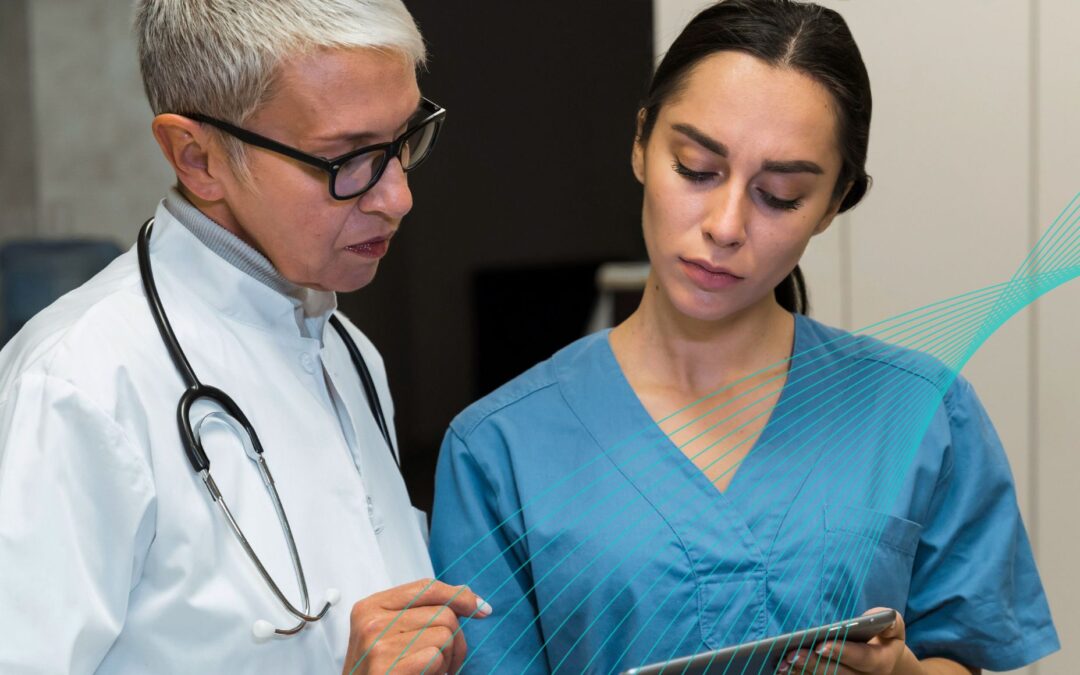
[639,0,872,314]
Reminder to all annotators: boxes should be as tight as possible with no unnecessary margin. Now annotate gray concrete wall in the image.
[26,0,173,246]
[0,0,39,241]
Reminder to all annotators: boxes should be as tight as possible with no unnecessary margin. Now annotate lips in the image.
[345,234,392,259]
[682,258,742,277]
[679,257,744,291]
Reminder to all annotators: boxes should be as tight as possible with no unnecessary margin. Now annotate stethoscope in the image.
[137,217,397,640]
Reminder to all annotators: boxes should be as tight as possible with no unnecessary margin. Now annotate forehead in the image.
[662,51,840,166]
[257,47,419,137]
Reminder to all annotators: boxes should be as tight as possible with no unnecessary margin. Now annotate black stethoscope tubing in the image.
[136,216,400,638]
[137,217,397,473]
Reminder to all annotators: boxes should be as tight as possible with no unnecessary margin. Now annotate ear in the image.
[151,114,231,202]
[812,181,853,236]
[631,109,647,185]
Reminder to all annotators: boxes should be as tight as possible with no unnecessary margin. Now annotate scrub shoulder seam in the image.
[450,368,560,439]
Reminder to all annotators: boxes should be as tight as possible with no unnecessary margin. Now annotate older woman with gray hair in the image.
[0,1,488,673]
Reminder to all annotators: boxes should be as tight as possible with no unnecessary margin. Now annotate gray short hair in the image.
[135,0,426,175]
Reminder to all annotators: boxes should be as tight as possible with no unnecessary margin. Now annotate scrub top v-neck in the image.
[430,314,1058,674]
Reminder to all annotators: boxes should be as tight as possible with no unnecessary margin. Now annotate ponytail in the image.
[774,264,809,315]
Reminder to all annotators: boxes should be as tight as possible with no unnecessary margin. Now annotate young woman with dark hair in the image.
[430,2,1058,673]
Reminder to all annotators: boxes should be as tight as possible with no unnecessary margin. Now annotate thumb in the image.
[447,586,494,620]
[866,607,904,641]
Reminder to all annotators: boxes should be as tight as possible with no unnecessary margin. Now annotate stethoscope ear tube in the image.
[141,219,268,474]
[178,387,211,473]
[180,384,267,473]
[328,314,396,465]
[138,219,201,391]
[137,215,387,639]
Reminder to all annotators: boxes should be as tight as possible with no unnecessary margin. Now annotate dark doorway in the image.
[339,1,653,511]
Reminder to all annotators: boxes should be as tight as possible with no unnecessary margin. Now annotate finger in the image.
[783,649,859,675]
[814,640,885,673]
[447,627,468,674]
[393,645,447,675]
[382,579,493,619]
[366,626,456,673]
[404,618,466,674]
[345,632,417,675]
[397,610,466,674]
[405,626,458,674]
[863,607,904,641]
[390,605,463,634]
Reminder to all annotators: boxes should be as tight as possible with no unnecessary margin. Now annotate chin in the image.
[669,289,736,322]
[333,268,380,294]
[667,282,761,324]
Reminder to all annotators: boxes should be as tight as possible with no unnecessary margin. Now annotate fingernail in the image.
[815,642,832,656]
[475,596,493,616]
[786,651,799,664]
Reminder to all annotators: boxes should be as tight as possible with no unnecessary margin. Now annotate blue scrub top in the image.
[431,314,1058,674]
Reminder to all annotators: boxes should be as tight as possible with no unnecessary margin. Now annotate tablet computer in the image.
[620,608,897,675]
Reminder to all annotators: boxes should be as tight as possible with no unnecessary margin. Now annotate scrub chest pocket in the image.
[821,503,922,624]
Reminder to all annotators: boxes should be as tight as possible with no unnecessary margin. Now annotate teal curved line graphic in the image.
[349,192,1079,675]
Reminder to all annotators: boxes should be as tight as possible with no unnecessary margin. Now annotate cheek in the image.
[256,192,351,275]
[641,175,702,248]
[752,218,816,279]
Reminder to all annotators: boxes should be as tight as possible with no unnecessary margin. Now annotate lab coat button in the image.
[299,352,316,373]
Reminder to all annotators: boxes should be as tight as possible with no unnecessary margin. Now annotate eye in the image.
[756,187,802,211]
[672,159,716,183]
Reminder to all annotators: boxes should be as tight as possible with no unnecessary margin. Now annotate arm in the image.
[903,377,1057,669]
[0,374,155,674]
[430,428,552,674]
[784,376,1056,675]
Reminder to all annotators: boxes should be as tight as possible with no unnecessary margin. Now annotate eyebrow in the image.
[671,122,825,175]
[761,159,824,175]
[672,123,727,157]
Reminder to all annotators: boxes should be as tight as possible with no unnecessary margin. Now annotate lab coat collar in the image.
[148,199,337,343]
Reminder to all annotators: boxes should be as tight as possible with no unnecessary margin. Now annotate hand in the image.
[779,608,906,675]
[341,578,493,675]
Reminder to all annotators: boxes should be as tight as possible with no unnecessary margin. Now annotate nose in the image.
[359,157,413,219]
[701,183,749,249]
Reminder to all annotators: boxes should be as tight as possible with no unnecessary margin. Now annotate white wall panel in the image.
[1034,0,1080,672]
[822,2,1034,523]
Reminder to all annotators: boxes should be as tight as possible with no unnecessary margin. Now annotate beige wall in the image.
[654,1,1078,673]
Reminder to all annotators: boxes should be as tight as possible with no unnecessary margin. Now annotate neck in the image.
[610,272,795,397]
[177,184,263,254]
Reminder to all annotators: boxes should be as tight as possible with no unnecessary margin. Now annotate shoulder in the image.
[448,332,607,441]
[796,313,960,399]
[0,248,157,395]
[796,315,991,467]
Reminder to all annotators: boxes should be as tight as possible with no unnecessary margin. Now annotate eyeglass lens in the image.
[334,119,440,198]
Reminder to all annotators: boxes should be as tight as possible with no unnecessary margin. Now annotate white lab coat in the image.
[0,201,433,673]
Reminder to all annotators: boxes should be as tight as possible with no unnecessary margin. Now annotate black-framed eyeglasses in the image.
[183,97,446,200]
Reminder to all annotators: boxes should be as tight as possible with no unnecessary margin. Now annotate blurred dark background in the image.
[338,0,653,511]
